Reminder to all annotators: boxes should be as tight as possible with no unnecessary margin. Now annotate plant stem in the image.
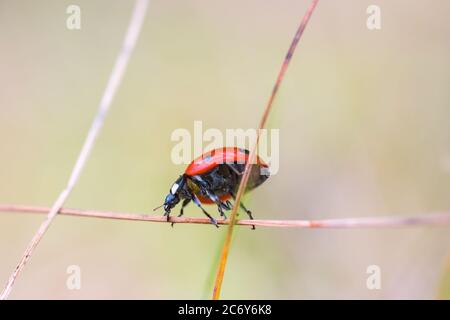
[0,0,149,300]
[211,0,320,300]
[1,204,450,228]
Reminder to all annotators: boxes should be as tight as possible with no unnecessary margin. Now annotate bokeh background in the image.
[1,0,449,299]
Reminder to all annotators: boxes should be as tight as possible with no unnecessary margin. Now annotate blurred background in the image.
[0,0,449,299]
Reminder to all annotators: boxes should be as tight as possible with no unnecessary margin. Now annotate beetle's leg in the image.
[224,200,233,210]
[178,198,191,218]
[171,198,191,227]
[190,175,229,219]
[220,208,227,219]
[215,203,227,220]
[217,200,233,219]
[163,210,170,221]
[239,201,254,219]
[230,192,256,230]
[191,194,219,228]
[211,199,233,220]
[239,201,255,230]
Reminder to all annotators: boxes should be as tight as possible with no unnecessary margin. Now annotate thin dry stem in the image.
[0,0,149,300]
[212,0,320,300]
[1,204,450,228]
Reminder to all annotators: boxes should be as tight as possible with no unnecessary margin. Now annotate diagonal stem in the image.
[0,0,149,300]
[212,0,320,300]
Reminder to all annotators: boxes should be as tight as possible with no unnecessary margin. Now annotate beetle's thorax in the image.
[186,177,201,195]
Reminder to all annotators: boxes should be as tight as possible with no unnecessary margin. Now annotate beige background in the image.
[0,0,449,299]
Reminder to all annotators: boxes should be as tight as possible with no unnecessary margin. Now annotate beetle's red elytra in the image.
[185,147,268,176]
[158,147,270,228]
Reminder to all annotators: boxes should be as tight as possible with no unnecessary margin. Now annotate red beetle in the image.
[159,147,270,228]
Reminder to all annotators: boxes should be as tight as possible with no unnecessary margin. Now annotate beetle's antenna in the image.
[153,204,164,211]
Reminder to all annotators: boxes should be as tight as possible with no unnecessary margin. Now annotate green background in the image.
[0,0,449,299]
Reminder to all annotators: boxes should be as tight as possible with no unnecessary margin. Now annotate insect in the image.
[156,147,270,228]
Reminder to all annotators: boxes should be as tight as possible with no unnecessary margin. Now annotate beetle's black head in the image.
[163,175,185,214]
[163,193,179,213]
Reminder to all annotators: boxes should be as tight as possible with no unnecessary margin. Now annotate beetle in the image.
[157,147,270,228]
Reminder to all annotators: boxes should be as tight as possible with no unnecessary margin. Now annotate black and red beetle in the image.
[157,147,270,228]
